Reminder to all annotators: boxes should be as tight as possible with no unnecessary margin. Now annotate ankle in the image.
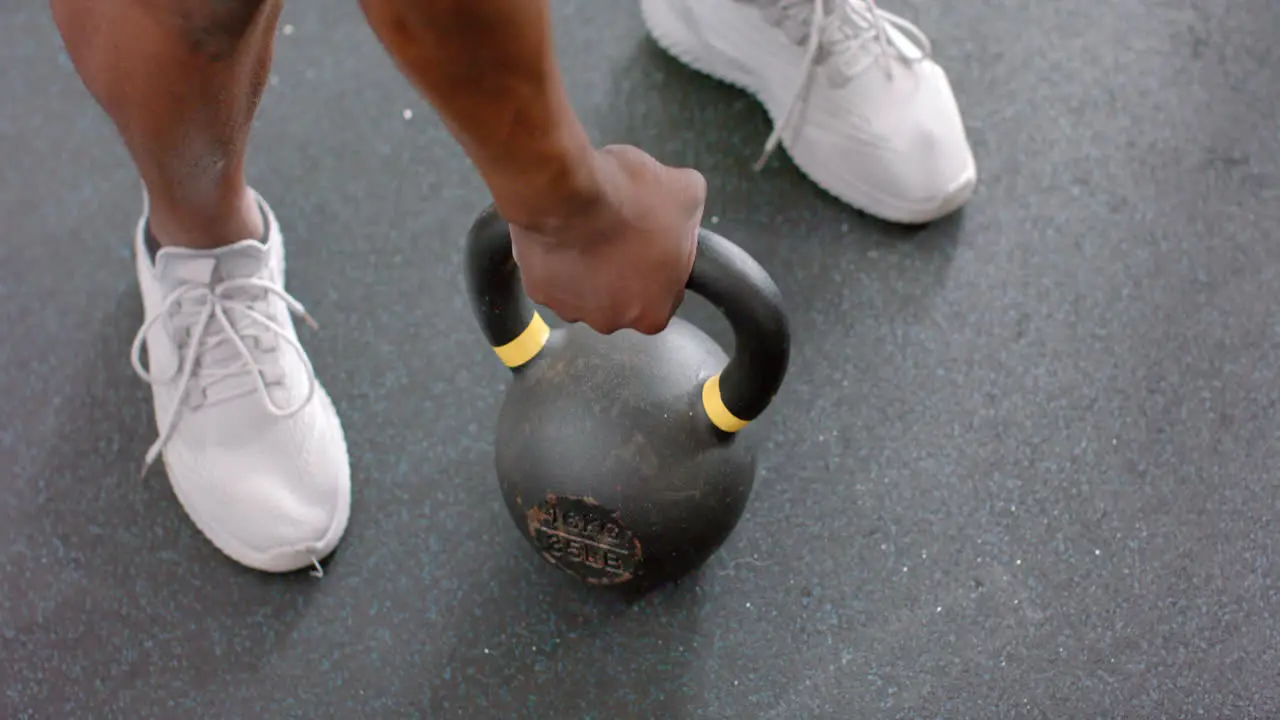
[147,186,265,251]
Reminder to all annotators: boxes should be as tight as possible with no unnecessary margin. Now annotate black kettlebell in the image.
[464,205,791,590]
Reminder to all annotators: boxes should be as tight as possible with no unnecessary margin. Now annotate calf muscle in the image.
[51,0,281,248]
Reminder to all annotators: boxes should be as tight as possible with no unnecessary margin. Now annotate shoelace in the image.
[130,276,319,477]
[755,0,934,170]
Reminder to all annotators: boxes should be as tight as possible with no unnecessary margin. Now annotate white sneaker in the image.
[641,0,977,224]
[129,189,351,574]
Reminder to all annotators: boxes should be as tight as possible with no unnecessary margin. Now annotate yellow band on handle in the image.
[702,374,749,433]
[493,312,550,368]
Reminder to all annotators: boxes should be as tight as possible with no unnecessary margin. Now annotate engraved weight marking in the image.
[535,526,632,556]
[604,551,625,572]
[530,497,638,580]
[534,527,631,575]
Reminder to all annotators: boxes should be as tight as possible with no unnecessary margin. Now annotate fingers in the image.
[669,165,705,278]
[570,304,677,336]
[519,278,633,336]
[627,297,682,335]
[525,290,677,336]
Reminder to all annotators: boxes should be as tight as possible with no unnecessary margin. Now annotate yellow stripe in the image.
[702,374,748,433]
[493,312,550,368]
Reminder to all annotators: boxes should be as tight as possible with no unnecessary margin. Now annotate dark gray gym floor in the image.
[3,0,1278,717]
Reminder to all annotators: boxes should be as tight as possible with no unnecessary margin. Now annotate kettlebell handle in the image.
[463,205,791,434]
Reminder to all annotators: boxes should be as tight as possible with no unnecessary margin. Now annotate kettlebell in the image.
[464,205,791,590]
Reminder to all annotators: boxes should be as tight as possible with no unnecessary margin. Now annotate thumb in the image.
[673,166,709,217]
[675,168,705,275]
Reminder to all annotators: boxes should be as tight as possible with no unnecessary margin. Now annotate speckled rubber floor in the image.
[2,1,1277,717]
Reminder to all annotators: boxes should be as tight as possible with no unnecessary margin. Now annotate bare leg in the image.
[53,0,351,577]
[51,0,281,249]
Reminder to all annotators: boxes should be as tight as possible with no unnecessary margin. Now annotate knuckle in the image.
[635,315,670,336]
[582,310,621,335]
[599,143,641,160]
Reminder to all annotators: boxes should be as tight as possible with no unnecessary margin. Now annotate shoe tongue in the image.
[768,0,875,48]
[154,239,268,286]
[833,0,877,34]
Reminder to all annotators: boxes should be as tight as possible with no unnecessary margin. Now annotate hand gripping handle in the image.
[463,205,791,433]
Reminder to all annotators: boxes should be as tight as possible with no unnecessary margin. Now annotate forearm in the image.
[360,0,601,228]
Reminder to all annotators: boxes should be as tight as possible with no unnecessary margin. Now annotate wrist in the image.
[488,130,609,239]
